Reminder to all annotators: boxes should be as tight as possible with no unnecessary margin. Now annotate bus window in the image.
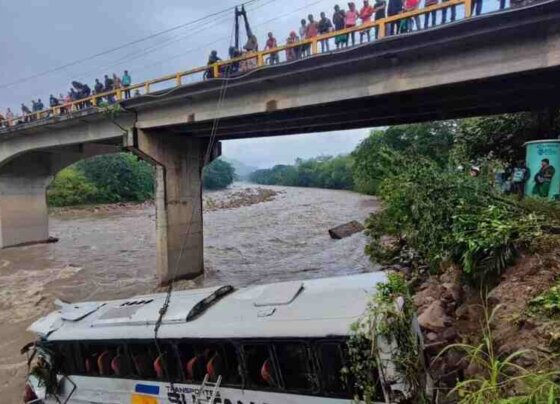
[153,343,180,381]
[242,344,277,389]
[111,346,133,378]
[180,343,210,383]
[317,342,350,396]
[129,343,157,379]
[274,342,316,392]
[52,343,79,375]
[220,343,241,386]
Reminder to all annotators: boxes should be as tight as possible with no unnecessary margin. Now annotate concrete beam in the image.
[0,115,134,168]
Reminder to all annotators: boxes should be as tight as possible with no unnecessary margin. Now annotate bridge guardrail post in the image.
[145,82,150,94]
[378,22,385,39]
[464,0,472,17]
[176,73,182,87]
[311,39,318,55]
[213,64,220,78]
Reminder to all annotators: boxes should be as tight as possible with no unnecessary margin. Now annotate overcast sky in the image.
[0,0,375,167]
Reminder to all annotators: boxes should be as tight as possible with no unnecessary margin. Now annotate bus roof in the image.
[29,272,387,341]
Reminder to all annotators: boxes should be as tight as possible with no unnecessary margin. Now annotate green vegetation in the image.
[48,154,235,207]
[203,158,235,190]
[345,273,428,403]
[363,156,554,281]
[439,306,560,403]
[47,167,98,207]
[75,153,154,203]
[529,284,560,319]
[250,155,354,190]
[352,122,456,194]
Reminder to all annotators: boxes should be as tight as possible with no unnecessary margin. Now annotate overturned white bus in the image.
[22,273,428,403]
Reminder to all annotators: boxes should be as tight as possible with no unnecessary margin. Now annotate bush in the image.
[47,167,98,207]
[364,154,550,281]
[203,159,235,190]
[75,153,154,203]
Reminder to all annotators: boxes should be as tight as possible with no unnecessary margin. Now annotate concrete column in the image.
[128,130,217,285]
[0,152,53,247]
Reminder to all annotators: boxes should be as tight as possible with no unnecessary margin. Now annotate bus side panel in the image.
[52,376,375,404]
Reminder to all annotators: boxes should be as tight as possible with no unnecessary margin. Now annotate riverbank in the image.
[0,184,379,402]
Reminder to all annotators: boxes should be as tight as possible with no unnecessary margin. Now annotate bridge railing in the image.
[1,0,470,129]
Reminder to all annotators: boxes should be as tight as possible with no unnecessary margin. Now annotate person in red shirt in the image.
[403,0,420,32]
[359,0,374,43]
[264,32,279,64]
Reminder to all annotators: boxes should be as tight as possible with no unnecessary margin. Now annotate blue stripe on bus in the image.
[134,384,160,395]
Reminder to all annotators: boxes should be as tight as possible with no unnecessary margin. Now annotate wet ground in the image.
[0,184,379,402]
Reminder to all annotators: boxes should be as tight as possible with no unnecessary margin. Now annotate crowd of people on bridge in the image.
[1,0,527,127]
[0,71,134,127]
[203,0,526,77]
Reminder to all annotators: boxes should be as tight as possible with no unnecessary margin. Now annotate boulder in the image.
[418,300,452,331]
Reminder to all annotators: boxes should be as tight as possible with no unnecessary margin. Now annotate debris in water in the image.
[328,221,365,239]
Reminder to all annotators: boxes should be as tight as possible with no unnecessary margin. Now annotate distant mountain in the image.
[222,158,258,180]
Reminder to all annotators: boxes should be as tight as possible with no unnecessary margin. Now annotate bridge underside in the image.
[156,67,560,139]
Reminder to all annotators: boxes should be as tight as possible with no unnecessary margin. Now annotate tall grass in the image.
[437,305,560,403]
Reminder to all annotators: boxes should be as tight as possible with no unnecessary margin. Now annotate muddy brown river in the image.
[0,184,379,402]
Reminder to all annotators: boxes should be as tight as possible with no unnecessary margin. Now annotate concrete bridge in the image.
[1,1,559,284]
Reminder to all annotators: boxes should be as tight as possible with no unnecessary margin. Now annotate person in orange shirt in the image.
[359,0,374,43]
[264,32,279,64]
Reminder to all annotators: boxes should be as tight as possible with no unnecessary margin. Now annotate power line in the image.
[0,0,260,90]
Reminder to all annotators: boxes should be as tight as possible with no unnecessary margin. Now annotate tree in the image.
[203,159,235,190]
[75,153,154,202]
[455,111,560,163]
[352,122,456,194]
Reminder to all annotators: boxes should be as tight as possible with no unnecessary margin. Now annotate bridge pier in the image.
[0,152,53,247]
[127,130,219,285]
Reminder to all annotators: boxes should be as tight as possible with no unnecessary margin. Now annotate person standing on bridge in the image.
[387,0,403,35]
[345,2,359,46]
[333,5,347,49]
[306,14,319,54]
[122,71,132,99]
[299,19,310,57]
[5,108,14,126]
[21,103,31,122]
[373,0,386,38]
[472,0,483,16]
[424,0,438,29]
[94,79,104,106]
[442,0,457,24]
[104,74,115,103]
[359,0,374,43]
[204,50,221,79]
[403,0,421,32]
[318,12,333,52]
[264,32,279,64]
[286,31,300,61]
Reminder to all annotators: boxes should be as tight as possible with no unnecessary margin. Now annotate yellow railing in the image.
[1,0,470,128]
